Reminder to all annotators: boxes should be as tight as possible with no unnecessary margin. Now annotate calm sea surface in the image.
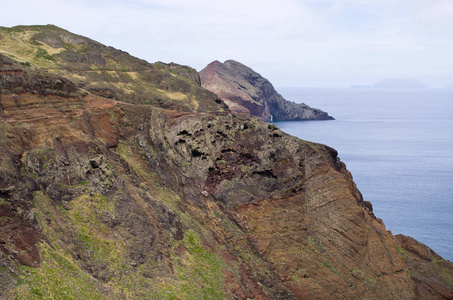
[274,87,453,261]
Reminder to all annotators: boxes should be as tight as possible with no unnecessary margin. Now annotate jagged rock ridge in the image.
[0,28,452,299]
[199,60,334,121]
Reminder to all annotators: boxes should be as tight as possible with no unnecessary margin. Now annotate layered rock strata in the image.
[0,45,452,299]
[0,25,228,113]
[200,60,333,121]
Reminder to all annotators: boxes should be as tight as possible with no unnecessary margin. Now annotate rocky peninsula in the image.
[200,60,333,121]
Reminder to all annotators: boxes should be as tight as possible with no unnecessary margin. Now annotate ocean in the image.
[274,87,453,262]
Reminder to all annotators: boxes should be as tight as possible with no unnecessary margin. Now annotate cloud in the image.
[1,0,452,86]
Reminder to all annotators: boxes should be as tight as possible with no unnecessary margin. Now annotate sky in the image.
[2,0,453,87]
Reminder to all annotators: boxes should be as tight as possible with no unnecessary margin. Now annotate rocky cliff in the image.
[199,60,333,121]
[0,28,452,299]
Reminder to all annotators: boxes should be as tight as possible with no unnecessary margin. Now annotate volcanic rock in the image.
[0,28,451,299]
[199,60,334,121]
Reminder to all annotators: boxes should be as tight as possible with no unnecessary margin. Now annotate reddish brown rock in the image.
[0,204,42,267]
[0,35,451,300]
[396,235,453,300]
[200,60,333,121]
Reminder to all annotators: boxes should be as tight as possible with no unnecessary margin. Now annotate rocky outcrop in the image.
[0,55,78,97]
[396,235,453,299]
[0,35,452,299]
[199,60,333,121]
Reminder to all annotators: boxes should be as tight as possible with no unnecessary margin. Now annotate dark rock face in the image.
[199,60,334,121]
[0,71,78,98]
[0,30,452,299]
[0,53,78,97]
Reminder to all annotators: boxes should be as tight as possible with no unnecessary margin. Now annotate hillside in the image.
[0,27,452,299]
[0,25,227,113]
[200,60,333,121]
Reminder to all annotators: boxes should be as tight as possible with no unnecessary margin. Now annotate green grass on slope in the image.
[9,157,229,299]
[0,25,223,113]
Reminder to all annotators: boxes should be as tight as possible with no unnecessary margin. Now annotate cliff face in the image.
[199,60,333,121]
[0,31,452,299]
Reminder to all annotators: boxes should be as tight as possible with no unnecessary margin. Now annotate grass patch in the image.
[397,246,410,262]
[441,267,453,285]
[117,141,156,179]
[0,197,10,205]
[11,242,106,299]
[171,230,226,299]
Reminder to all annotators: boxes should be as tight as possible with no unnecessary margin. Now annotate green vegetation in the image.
[0,197,10,205]
[15,189,177,299]
[4,23,451,300]
[117,141,156,178]
[35,48,55,61]
[11,243,106,300]
[6,136,235,299]
[0,25,225,113]
[170,230,226,299]
[441,267,453,285]
[13,191,135,298]
[397,246,410,262]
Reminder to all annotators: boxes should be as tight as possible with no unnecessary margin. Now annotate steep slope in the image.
[199,60,333,121]
[1,52,452,299]
[0,25,227,113]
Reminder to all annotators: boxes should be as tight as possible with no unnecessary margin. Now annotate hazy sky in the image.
[2,0,453,87]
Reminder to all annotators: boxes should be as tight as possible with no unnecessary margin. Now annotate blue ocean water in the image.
[274,87,453,261]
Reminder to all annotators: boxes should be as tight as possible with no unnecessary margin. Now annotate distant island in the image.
[351,79,429,89]
[372,79,429,88]
[350,85,372,88]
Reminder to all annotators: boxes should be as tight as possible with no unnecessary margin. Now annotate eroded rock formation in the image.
[199,60,333,121]
[0,32,452,299]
